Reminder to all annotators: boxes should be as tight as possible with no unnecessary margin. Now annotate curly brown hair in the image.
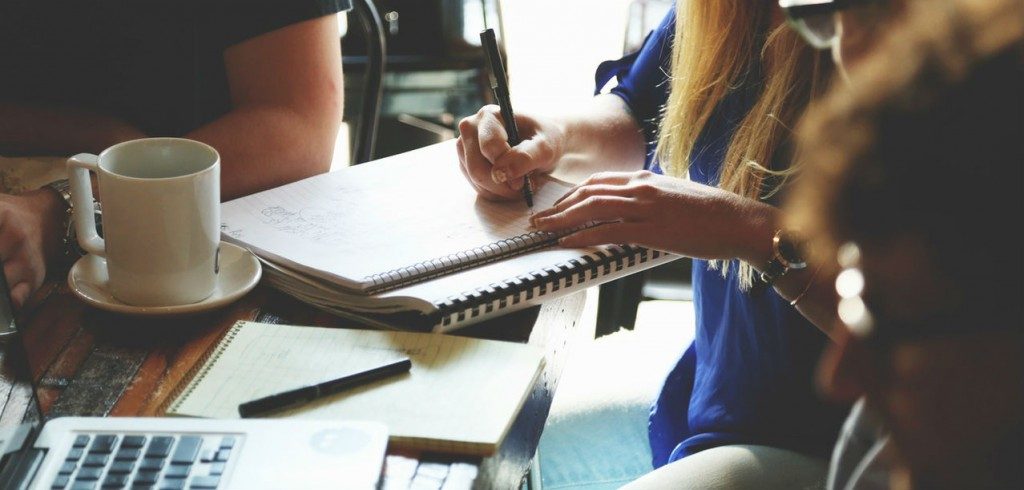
[789,0,1024,306]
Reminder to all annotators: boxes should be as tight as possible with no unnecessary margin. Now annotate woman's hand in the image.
[0,189,64,309]
[530,170,775,262]
[456,105,566,201]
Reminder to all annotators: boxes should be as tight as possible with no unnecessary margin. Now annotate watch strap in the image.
[46,179,73,206]
[760,229,807,285]
[760,259,788,285]
[44,179,85,262]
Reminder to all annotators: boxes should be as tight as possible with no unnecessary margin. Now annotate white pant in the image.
[622,444,828,490]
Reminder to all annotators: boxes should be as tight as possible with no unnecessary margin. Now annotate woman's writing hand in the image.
[456,105,565,201]
[531,171,773,262]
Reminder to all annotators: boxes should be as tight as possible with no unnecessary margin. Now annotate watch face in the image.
[778,231,808,268]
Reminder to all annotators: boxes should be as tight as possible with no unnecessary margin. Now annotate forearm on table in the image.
[735,204,839,338]
[551,94,646,182]
[186,103,340,201]
[0,102,146,156]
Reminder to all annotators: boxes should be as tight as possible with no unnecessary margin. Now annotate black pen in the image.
[238,357,412,418]
[480,28,534,208]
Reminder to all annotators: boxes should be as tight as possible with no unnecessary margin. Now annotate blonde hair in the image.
[656,1,832,289]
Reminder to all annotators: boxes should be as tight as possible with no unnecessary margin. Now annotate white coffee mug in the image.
[67,138,221,306]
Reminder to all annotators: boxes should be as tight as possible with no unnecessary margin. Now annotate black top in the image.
[0,0,351,136]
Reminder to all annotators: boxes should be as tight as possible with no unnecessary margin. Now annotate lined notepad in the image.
[166,321,544,456]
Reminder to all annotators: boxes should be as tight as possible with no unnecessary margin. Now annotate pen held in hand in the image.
[521,174,534,208]
[480,28,534,208]
[238,356,412,418]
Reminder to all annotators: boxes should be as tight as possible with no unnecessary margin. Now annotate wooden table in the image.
[0,281,590,490]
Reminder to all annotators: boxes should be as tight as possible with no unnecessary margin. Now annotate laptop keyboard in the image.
[51,433,237,490]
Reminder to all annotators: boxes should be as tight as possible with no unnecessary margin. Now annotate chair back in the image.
[349,0,386,164]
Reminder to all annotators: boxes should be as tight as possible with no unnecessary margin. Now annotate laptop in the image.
[0,274,389,490]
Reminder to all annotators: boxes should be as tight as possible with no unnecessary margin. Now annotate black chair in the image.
[342,0,500,160]
[348,0,387,164]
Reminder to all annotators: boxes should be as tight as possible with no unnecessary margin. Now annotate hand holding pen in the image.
[479,28,534,207]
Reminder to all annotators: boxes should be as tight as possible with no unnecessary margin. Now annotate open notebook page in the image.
[221,142,572,292]
[167,321,544,455]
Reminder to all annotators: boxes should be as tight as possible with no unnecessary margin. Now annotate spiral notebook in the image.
[165,321,544,456]
[221,142,677,331]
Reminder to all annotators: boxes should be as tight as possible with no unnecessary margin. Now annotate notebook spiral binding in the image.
[163,322,245,414]
[364,228,581,294]
[433,245,666,329]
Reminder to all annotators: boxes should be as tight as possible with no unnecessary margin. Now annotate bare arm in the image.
[734,207,840,339]
[549,95,647,182]
[187,14,344,200]
[0,103,146,156]
[529,166,840,338]
[0,14,343,201]
[457,94,646,200]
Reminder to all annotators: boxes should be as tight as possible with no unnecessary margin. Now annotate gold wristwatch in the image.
[760,229,807,285]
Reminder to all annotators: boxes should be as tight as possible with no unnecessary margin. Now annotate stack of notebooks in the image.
[221,142,677,332]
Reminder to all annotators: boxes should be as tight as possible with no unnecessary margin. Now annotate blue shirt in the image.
[596,7,847,467]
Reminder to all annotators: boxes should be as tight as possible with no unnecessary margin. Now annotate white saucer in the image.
[68,242,262,316]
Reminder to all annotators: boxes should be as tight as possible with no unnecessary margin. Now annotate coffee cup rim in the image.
[98,137,220,182]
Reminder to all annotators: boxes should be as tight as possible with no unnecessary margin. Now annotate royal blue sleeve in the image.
[594,7,675,169]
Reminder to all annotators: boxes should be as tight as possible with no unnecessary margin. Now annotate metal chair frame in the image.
[349,0,387,164]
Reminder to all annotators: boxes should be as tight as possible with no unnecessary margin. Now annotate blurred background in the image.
[335,0,671,168]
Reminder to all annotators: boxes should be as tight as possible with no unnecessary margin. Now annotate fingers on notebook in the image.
[533,195,638,231]
[581,171,638,186]
[559,221,636,248]
[551,173,635,207]
[550,183,639,208]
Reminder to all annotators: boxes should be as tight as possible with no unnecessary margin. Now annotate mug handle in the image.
[67,153,105,256]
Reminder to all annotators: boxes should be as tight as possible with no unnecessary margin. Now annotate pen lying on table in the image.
[238,356,412,418]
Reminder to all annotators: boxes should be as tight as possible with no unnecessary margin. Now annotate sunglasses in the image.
[779,0,878,49]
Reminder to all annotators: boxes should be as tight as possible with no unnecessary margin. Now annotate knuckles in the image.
[480,138,509,161]
[534,136,556,163]
[459,105,502,134]
[457,117,475,136]
[482,104,502,117]
[580,195,614,209]
[583,172,612,185]
[628,182,659,198]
